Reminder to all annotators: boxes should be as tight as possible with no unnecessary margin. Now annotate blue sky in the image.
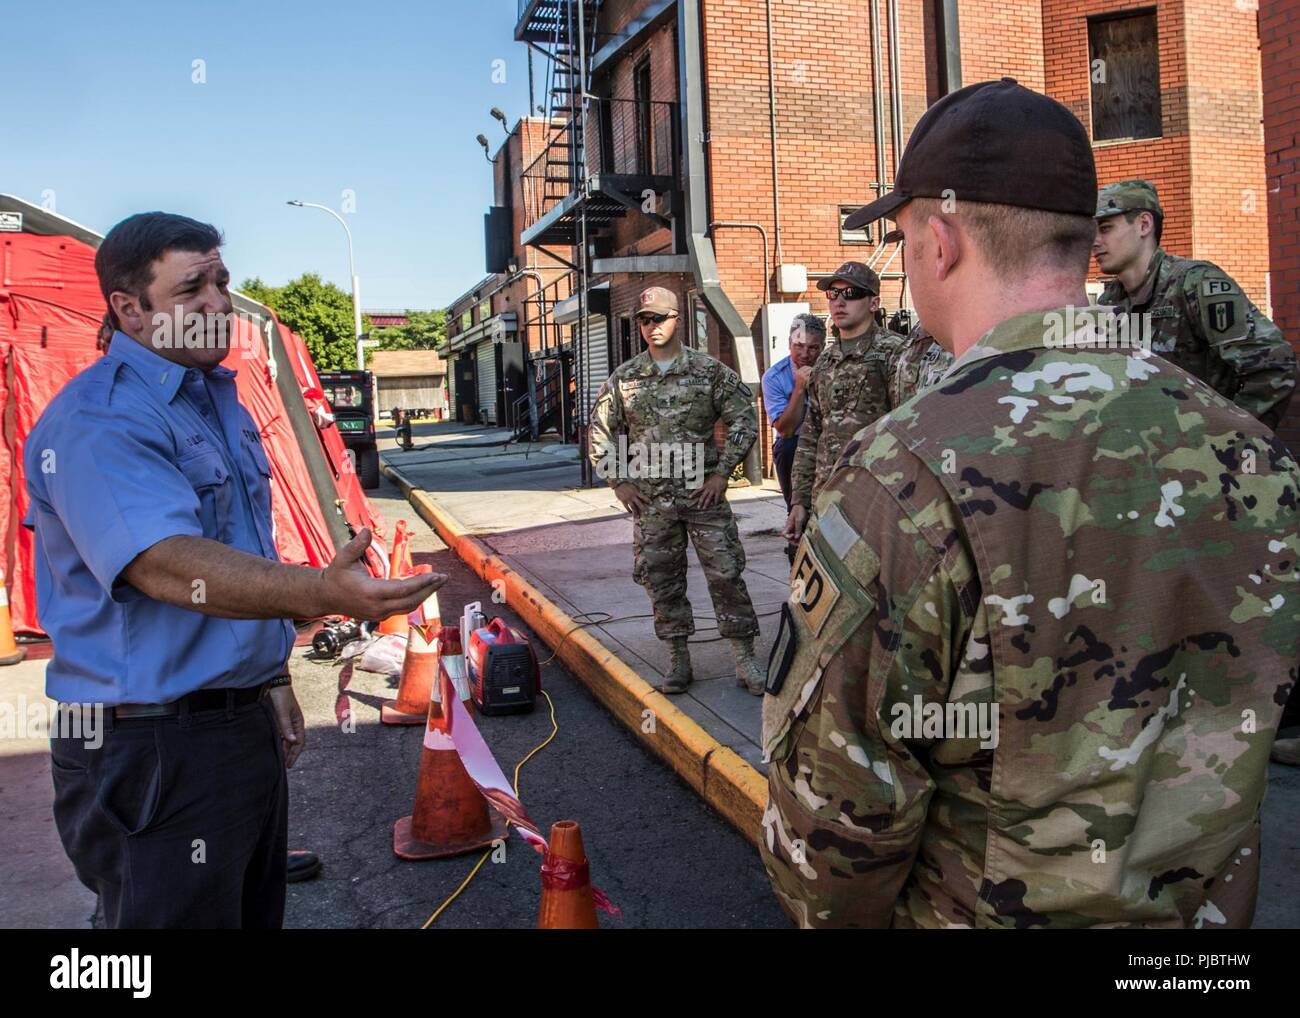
[0,1,532,310]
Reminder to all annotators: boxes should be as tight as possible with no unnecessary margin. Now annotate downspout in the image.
[888,0,904,176]
[870,0,888,248]
[937,0,962,95]
[678,0,761,484]
[765,0,784,274]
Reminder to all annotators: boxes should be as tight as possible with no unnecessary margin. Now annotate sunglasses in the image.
[825,286,872,302]
[637,312,674,325]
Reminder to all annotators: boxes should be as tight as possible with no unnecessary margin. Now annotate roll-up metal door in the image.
[475,341,498,424]
[581,316,608,424]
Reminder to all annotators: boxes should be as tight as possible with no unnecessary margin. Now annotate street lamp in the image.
[490,107,509,134]
[476,134,494,164]
[286,199,365,369]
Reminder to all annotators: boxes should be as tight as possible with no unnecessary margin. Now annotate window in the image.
[478,298,491,322]
[461,310,472,331]
[1088,11,1161,142]
[839,205,873,245]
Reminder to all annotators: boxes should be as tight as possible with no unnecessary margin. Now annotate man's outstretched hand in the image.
[321,528,446,620]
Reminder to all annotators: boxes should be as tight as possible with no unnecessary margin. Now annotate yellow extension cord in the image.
[418,603,784,927]
[421,688,559,928]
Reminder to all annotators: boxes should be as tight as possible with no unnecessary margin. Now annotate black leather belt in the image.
[112,683,270,720]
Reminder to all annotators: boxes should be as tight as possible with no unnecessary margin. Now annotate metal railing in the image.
[521,97,680,229]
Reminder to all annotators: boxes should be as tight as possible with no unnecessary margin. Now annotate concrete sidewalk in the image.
[382,423,787,774]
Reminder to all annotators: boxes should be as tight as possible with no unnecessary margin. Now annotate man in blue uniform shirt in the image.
[25,212,442,928]
[761,314,824,563]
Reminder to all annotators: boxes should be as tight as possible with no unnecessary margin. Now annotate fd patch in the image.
[1207,299,1236,334]
[790,536,841,638]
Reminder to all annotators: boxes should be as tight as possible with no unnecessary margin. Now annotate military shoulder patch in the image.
[1200,276,1239,299]
[1206,299,1237,334]
[790,534,842,638]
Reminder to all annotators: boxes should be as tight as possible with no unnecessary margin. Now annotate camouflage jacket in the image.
[1100,248,1296,429]
[886,324,956,407]
[588,345,757,504]
[789,323,901,510]
[761,306,1300,929]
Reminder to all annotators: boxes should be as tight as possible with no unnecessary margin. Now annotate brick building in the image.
[442,117,572,431]
[486,0,1282,472]
[1261,0,1300,451]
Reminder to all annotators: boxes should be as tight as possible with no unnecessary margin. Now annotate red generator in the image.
[467,618,541,715]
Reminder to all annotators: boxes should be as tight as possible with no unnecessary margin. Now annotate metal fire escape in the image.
[516,0,681,480]
[515,0,599,455]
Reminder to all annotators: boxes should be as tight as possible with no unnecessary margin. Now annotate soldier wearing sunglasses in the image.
[588,287,765,695]
[782,262,901,547]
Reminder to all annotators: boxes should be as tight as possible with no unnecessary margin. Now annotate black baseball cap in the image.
[845,78,1097,230]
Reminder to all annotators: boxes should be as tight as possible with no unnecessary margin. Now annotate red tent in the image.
[0,194,388,636]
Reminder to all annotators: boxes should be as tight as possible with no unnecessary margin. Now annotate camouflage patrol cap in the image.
[636,286,679,315]
[816,261,880,295]
[1095,180,1163,220]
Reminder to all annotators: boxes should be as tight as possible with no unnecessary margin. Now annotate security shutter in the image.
[581,315,609,424]
[475,341,498,424]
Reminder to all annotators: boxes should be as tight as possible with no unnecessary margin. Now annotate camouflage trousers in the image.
[631,499,759,640]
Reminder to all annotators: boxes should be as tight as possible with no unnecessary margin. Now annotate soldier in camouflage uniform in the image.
[783,262,901,547]
[589,286,765,695]
[1095,180,1296,429]
[761,80,1300,928]
[886,321,955,406]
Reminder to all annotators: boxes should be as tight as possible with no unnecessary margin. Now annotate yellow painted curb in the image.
[383,463,766,843]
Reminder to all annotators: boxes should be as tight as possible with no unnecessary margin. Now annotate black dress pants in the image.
[50,695,288,929]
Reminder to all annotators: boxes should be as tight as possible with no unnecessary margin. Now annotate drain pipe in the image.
[888,0,904,175]
[678,0,762,484]
[868,0,889,263]
[765,0,784,274]
[709,221,770,307]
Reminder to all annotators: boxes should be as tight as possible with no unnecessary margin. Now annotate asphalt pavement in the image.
[283,475,790,929]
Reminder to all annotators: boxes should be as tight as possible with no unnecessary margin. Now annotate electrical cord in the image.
[420,688,559,928]
[537,606,786,667]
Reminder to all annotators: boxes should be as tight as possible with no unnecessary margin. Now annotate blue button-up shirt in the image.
[24,332,293,705]
[761,354,805,437]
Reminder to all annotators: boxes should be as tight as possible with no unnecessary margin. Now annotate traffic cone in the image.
[381,565,439,725]
[392,690,507,860]
[0,570,24,666]
[537,821,598,929]
[377,521,413,636]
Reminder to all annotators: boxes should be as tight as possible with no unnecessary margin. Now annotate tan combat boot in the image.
[731,637,765,696]
[660,637,693,694]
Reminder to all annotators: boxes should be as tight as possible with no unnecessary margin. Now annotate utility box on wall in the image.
[761,302,812,366]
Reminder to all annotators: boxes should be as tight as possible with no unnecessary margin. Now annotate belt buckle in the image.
[113,702,176,720]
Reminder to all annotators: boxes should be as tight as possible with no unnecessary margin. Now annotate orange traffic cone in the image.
[0,570,24,666]
[377,521,414,636]
[381,565,439,725]
[392,696,507,860]
[537,821,598,929]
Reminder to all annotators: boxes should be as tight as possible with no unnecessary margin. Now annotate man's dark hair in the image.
[1123,208,1163,246]
[95,212,223,330]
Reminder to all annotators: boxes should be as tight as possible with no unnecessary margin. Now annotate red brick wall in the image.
[1260,0,1300,451]
[1042,0,1268,303]
[699,0,931,339]
[959,0,1046,89]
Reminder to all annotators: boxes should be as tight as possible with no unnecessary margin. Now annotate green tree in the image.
[372,309,447,352]
[240,273,367,370]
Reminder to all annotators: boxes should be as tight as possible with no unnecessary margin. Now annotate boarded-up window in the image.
[1089,11,1161,141]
